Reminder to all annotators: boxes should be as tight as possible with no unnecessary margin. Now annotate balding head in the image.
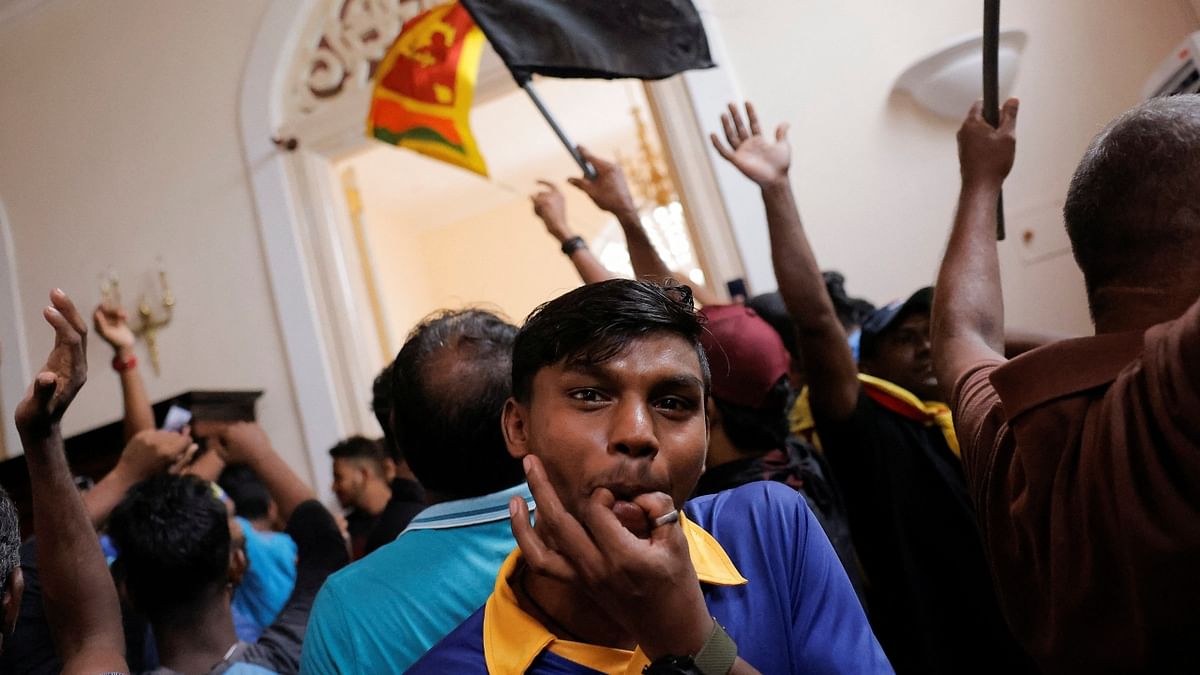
[1065,95,1200,317]
[391,309,524,499]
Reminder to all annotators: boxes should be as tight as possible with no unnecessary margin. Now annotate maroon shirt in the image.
[951,297,1200,673]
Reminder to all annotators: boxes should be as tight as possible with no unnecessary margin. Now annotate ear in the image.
[228,545,248,588]
[2,567,24,638]
[502,397,531,460]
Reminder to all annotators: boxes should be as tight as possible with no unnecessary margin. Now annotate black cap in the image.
[859,286,934,358]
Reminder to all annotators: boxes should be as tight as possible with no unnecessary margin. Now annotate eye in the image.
[655,396,697,413]
[569,388,604,403]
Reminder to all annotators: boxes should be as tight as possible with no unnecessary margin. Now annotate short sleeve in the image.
[950,361,1006,496]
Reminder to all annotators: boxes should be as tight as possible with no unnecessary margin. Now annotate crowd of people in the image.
[0,91,1196,674]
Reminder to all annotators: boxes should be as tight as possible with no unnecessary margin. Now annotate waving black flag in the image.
[459,0,715,82]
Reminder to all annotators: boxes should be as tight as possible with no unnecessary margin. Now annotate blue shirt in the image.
[233,518,297,643]
[409,481,891,674]
[300,483,535,674]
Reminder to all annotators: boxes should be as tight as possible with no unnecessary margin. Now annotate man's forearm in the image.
[567,247,619,285]
[82,465,140,528]
[762,181,858,417]
[242,445,314,522]
[932,182,1006,379]
[761,182,841,331]
[618,212,721,306]
[117,351,154,442]
[24,429,126,668]
[618,210,675,283]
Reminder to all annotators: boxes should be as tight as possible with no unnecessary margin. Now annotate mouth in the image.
[593,481,667,538]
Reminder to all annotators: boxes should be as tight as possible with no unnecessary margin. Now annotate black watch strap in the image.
[561,235,587,255]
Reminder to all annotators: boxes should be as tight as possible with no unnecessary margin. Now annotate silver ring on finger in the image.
[652,509,680,529]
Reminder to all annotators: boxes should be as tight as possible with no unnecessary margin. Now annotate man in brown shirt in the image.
[933,95,1200,672]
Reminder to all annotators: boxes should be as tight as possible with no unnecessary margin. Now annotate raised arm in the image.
[83,429,195,527]
[94,303,154,442]
[15,289,127,675]
[218,421,313,522]
[932,99,1019,390]
[532,180,617,285]
[568,147,722,306]
[710,103,859,421]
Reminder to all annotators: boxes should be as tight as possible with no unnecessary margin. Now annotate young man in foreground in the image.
[409,280,888,674]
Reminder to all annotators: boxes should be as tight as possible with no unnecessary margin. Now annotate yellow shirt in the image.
[481,513,748,675]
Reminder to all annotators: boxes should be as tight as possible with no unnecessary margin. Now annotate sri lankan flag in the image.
[367,2,488,176]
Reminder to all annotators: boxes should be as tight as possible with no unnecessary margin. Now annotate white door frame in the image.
[0,200,31,458]
[239,0,765,492]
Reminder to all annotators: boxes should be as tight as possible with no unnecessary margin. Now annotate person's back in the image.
[937,95,1200,672]
[301,310,527,674]
[108,422,347,675]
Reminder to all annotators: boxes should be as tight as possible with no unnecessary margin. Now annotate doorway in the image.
[338,77,709,356]
[241,0,749,494]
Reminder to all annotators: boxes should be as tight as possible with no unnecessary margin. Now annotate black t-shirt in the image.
[814,390,1033,674]
[362,478,425,556]
[691,438,864,603]
[1,540,158,674]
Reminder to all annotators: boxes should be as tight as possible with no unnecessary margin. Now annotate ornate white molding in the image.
[284,0,426,121]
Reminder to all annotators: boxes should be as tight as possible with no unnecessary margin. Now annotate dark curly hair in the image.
[512,279,711,404]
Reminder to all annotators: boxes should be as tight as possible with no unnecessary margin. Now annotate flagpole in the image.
[520,78,599,179]
[983,0,1005,240]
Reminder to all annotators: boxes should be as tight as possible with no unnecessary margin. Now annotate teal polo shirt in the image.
[300,483,535,674]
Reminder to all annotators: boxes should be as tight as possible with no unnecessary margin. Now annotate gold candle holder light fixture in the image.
[99,263,175,376]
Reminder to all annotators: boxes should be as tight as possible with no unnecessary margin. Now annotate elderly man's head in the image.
[391,309,524,501]
[1065,94,1200,318]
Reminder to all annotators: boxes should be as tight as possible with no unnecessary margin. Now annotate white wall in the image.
[709,0,1197,335]
[0,0,313,477]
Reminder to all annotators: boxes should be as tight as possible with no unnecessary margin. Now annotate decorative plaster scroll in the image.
[285,0,425,120]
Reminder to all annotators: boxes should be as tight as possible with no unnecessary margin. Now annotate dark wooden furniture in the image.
[0,390,262,538]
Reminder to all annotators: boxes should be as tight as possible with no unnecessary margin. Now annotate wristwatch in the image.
[643,620,737,675]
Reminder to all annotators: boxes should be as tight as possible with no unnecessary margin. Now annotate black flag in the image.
[459,0,715,82]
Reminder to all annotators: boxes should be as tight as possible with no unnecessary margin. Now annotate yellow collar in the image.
[789,374,959,458]
[482,512,747,675]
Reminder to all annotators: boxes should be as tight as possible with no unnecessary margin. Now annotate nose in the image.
[916,332,932,358]
[609,398,659,459]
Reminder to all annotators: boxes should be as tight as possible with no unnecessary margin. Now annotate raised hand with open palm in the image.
[709,102,791,189]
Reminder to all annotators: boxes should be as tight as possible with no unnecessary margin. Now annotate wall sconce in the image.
[894,30,1028,120]
[99,263,175,375]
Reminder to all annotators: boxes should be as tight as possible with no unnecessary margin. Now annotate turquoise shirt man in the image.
[300,483,535,674]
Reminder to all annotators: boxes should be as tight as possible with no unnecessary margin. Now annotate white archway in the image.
[0,199,31,458]
[239,0,762,495]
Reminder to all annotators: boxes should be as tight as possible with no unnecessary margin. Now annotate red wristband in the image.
[112,354,138,372]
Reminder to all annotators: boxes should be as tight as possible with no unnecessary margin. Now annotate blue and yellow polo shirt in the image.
[409,481,891,674]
